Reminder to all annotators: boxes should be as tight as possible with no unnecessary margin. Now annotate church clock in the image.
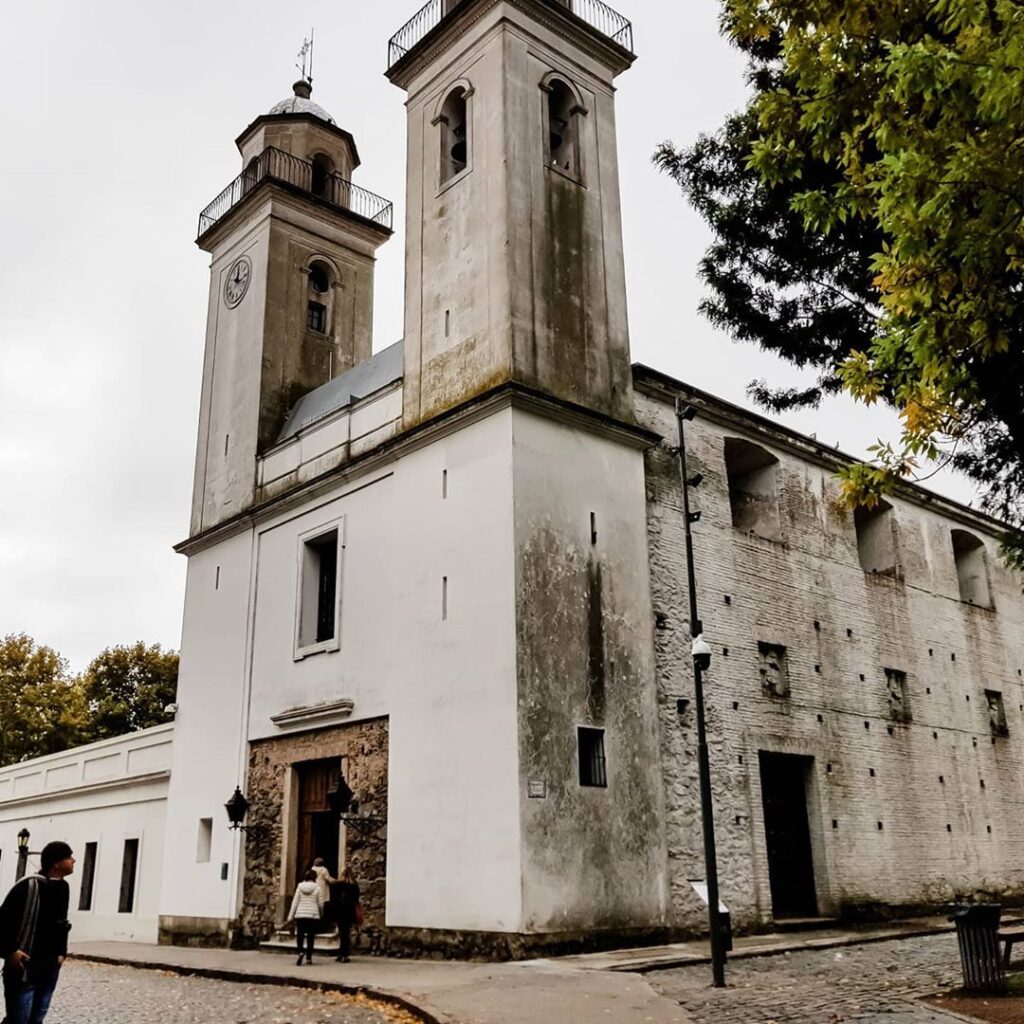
[223,256,251,307]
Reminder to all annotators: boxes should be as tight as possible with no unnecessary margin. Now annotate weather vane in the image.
[296,30,315,85]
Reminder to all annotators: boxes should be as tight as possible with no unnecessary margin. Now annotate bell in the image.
[549,116,568,157]
[451,139,467,165]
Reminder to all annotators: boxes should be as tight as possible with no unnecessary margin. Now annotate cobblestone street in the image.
[649,932,975,1023]
[50,961,415,1024]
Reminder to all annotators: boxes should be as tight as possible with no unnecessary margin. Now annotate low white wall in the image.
[0,726,172,944]
[258,384,403,494]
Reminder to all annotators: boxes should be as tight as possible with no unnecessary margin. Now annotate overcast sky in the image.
[0,0,974,671]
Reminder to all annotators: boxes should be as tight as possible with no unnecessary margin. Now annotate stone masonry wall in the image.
[637,380,1024,934]
[240,717,388,948]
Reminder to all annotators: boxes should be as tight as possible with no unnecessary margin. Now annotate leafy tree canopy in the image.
[0,635,178,768]
[0,634,89,766]
[657,0,1024,562]
[81,642,179,742]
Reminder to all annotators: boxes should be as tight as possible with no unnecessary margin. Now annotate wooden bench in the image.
[999,926,1024,967]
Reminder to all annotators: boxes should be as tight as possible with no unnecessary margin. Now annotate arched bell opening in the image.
[438,86,469,185]
[306,259,334,336]
[544,77,583,180]
[310,153,335,201]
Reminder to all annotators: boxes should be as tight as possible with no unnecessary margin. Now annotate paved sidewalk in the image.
[648,929,972,1024]
[71,941,690,1024]
[547,913,961,973]
[69,917,979,1024]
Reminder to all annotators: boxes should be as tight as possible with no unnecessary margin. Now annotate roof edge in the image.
[632,363,1012,540]
[234,113,361,169]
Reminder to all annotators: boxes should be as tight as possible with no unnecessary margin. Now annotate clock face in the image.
[224,256,252,308]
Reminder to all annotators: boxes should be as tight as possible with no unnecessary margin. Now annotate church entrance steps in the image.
[261,928,342,954]
[772,916,840,933]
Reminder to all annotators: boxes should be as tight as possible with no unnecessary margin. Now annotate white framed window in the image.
[294,518,344,659]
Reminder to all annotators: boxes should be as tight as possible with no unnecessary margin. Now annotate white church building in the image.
[3,0,1023,956]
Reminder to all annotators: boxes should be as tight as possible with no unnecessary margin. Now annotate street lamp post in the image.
[15,829,30,881]
[675,399,727,988]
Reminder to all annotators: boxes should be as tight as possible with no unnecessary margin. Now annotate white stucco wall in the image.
[0,726,172,944]
[167,403,524,934]
[158,529,254,926]
[510,408,667,934]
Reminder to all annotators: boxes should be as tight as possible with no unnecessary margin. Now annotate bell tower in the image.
[387,0,635,427]
[190,80,393,535]
[384,1,666,945]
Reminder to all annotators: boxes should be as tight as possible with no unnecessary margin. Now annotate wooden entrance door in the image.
[759,752,818,919]
[295,758,342,886]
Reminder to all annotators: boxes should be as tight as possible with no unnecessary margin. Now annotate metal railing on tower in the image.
[197,147,393,239]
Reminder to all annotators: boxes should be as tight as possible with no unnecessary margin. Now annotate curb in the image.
[618,924,955,974]
[68,953,449,1024]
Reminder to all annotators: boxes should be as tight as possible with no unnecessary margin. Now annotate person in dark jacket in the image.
[0,840,75,1024]
[329,866,360,963]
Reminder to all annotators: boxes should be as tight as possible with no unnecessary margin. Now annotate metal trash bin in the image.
[948,903,1007,993]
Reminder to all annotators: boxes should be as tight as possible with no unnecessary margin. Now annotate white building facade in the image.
[2,0,1022,957]
[0,727,172,943]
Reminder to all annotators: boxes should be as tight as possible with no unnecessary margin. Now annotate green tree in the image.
[0,634,89,767]
[657,0,1024,559]
[80,642,179,740]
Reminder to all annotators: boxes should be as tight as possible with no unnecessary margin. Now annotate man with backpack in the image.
[0,841,75,1024]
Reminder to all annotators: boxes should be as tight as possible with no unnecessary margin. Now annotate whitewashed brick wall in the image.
[636,373,1024,932]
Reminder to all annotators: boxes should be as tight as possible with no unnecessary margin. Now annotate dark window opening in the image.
[546,78,581,179]
[314,536,338,643]
[578,727,607,788]
[855,500,900,575]
[986,689,1009,737]
[951,529,992,607]
[885,668,911,723]
[118,838,139,914]
[78,842,98,911]
[758,642,790,698]
[307,301,327,333]
[311,153,334,199]
[724,437,782,541]
[439,87,468,184]
[308,263,330,294]
[299,529,339,648]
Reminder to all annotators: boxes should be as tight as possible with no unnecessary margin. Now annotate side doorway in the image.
[758,752,818,919]
[294,757,343,891]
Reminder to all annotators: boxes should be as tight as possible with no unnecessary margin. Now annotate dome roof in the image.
[268,80,335,125]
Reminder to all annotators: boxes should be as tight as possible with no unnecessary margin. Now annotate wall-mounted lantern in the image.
[326,779,385,835]
[224,786,252,832]
[15,828,30,881]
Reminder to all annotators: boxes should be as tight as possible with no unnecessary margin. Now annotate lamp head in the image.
[692,634,713,672]
[224,786,250,829]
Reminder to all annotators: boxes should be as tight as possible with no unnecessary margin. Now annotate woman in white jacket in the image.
[288,870,324,965]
